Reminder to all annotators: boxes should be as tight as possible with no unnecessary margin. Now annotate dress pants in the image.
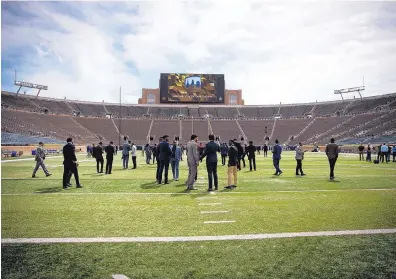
[227,165,238,186]
[359,151,364,161]
[171,160,180,180]
[328,157,337,178]
[273,158,281,174]
[248,156,256,171]
[122,155,129,168]
[206,161,218,190]
[106,158,113,174]
[366,152,371,162]
[32,159,49,176]
[63,163,80,188]
[187,160,198,188]
[221,155,226,166]
[158,160,170,184]
[132,156,137,169]
[264,150,268,157]
[296,159,303,175]
[96,157,104,173]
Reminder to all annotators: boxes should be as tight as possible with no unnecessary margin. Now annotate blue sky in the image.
[1,1,396,104]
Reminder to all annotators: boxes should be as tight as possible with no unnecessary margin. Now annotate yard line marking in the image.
[198,203,222,206]
[3,229,396,244]
[1,154,86,163]
[200,211,229,214]
[204,220,235,224]
[2,188,396,196]
[112,275,130,279]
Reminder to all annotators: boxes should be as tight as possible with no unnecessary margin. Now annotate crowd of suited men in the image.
[32,134,393,190]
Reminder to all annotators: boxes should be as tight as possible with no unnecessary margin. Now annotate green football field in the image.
[1,151,396,279]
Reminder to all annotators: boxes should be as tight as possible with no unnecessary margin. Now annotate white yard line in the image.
[198,203,223,206]
[204,220,235,224]
[2,228,396,244]
[201,211,229,214]
[2,188,396,196]
[1,153,87,163]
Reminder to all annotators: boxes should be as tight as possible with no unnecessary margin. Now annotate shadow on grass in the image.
[35,187,63,194]
[140,181,162,189]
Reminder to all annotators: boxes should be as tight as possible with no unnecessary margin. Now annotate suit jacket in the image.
[35,146,46,161]
[186,140,199,165]
[228,145,238,166]
[159,141,172,161]
[122,142,131,155]
[272,144,282,160]
[94,146,104,159]
[220,145,229,155]
[63,143,77,165]
[171,145,182,161]
[246,145,256,158]
[295,145,304,160]
[234,142,244,158]
[105,145,115,159]
[201,141,220,163]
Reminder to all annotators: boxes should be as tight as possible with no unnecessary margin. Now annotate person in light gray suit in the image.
[122,137,131,169]
[32,142,51,178]
[295,142,306,176]
[186,134,199,190]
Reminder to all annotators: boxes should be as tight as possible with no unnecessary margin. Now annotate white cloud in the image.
[2,1,396,104]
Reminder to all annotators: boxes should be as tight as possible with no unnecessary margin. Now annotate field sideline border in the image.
[2,188,396,196]
[2,229,396,244]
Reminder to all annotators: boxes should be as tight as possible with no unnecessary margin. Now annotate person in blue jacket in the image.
[171,141,182,181]
[272,139,283,176]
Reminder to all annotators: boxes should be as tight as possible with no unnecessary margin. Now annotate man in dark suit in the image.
[246,141,257,171]
[158,135,172,184]
[233,139,245,170]
[272,139,282,176]
[62,138,82,189]
[105,141,115,174]
[155,139,163,182]
[93,142,104,173]
[201,134,220,191]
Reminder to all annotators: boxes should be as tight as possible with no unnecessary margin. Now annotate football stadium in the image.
[2,2,396,279]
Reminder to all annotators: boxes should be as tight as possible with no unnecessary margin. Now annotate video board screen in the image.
[160,73,225,103]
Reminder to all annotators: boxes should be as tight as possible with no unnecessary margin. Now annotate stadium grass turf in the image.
[2,152,396,278]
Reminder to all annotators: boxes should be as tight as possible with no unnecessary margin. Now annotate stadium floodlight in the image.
[334,86,365,100]
[14,70,48,97]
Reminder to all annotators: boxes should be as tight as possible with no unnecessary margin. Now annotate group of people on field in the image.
[358,143,396,163]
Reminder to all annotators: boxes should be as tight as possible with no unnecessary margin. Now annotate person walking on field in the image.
[295,142,306,176]
[105,141,115,174]
[32,142,51,178]
[220,143,228,166]
[200,134,220,191]
[325,138,339,180]
[358,144,365,161]
[186,134,199,190]
[158,135,172,184]
[62,138,82,189]
[171,141,182,181]
[225,140,238,189]
[263,144,268,157]
[122,137,131,169]
[246,141,257,171]
[272,139,282,176]
[131,143,137,169]
[93,142,104,173]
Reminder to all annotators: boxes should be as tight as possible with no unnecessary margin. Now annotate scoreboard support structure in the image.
[14,70,48,97]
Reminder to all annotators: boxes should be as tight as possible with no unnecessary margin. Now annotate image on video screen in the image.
[167,74,218,103]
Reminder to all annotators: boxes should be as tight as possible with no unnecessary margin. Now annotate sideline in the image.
[2,188,396,196]
[2,228,396,244]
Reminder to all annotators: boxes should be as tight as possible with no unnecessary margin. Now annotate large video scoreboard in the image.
[159,73,225,103]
